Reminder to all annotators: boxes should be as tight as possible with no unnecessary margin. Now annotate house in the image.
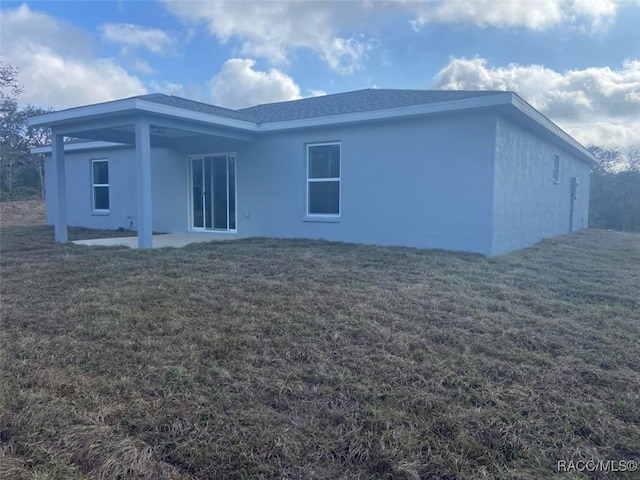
[30,89,597,255]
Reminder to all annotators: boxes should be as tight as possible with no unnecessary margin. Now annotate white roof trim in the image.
[31,141,127,154]
[28,93,513,132]
[255,92,514,131]
[509,94,599,165]
[133,99,258,130]
[28,98,138,126]
[28,98,258,132]
[28,91,597,165]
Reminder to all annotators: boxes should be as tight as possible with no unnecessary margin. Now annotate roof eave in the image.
[256,92,515,131]
[28,98,138,127]
[133,99,258,131]
[28,92,598,167]
[30,141,129,155]
[508,93,599,166]
[28,98,259,133]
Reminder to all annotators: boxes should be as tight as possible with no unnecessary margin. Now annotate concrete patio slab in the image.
[72,233,231,248]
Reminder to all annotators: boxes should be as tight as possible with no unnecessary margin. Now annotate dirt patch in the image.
[0,200,46,226]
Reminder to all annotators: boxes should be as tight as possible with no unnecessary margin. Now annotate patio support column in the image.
[135,118,153,249]
[52,132,68,243]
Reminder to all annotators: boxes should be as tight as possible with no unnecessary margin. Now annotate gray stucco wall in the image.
[491,116,591,255]
[46,110,591,256]
[236,112,496,253]
[44,113,497,253]
[45,147,187,233]
[150,148,189,233]
[45,147,136,230]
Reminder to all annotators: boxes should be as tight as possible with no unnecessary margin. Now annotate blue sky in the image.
[1,0,639,147]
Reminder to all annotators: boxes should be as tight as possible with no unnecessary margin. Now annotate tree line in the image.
[1,61,639,232]
[1,62,52,200]
[588,146,640,232]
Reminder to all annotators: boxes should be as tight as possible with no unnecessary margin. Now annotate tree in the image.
[1,61,52,200]
[0,62,23,103]
[588,145,640,232]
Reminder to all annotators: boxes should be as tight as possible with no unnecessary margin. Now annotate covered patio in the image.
[29,95,257,248]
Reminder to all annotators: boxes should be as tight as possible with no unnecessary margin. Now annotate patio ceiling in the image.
[55,113,256,154]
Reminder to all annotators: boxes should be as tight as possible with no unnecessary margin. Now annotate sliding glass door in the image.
[190,154,236,232]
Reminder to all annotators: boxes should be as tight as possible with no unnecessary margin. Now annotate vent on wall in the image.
[553,155,560,184]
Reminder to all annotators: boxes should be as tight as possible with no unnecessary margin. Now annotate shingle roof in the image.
[139,89,506,124]
[138,93,259,122]
[238,89,505,123]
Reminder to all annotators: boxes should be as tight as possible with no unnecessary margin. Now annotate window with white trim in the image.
[92,159,109,212]
[307,143,340,216]
[553,155,560,184]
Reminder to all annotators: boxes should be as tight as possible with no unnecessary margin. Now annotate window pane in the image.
[309,181,339,214]
[309,144,340,178]
[94,186,109,210]
[213,156,228,230]
[192,159,204,228]
[228,157,236,230]
[93,161,109,184]
[204,158,213,229]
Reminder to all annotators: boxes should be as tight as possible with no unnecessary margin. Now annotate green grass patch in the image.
[1,226,639,479]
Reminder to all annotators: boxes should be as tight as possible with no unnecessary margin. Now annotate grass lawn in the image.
[1,221,639,479]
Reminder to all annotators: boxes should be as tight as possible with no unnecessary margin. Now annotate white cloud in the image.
[308,89,328,97]
[115,47,155,74]
[161,0,370,74]
[321,36,370,75]
[406,0,620,31]
[433,57,640,147]
[100,23,175,55]
[209,58,302,109]
[149,80,186,97]
[0,4,147,109]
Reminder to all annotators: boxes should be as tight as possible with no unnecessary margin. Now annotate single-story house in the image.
[30,89,597,255]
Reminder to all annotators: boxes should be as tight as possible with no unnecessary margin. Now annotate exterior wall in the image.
[45,147,187,233]
[150,148,188,233]
[48,111,594,256]
[45,147,136,230]
[45,112,497,253]
[236,112,497,254]
[491,116,591,255]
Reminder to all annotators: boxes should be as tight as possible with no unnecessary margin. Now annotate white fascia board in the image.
[133,99,258,131]
[28,99,139,127]
[31,92,593,167]
[31,141,128,155]
[256,93,514,132]
[509,94,599,166]
[28,97,259,132]
[28,93,514,133]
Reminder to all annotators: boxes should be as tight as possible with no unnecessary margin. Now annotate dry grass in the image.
[1,214,639,478]
[0,200,45,226]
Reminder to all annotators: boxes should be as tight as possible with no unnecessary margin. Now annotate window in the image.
[553,155,560,184]
[92,159,109,212]
[307,143,340,216]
